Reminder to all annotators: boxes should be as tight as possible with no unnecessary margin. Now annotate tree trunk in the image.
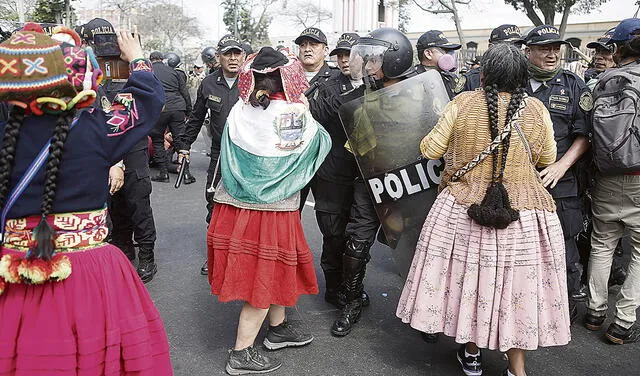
[558,0,573,39]
[521,0,544,26]
[450,0,465,47]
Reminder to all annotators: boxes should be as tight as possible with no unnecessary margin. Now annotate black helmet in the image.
[165,52,181,68]
[356,27,413,79]
[201,46,216,63]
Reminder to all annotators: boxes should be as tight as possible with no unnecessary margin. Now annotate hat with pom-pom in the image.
[0,26,101,115]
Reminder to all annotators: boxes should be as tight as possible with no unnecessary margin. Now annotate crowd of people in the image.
[0,14,639,376]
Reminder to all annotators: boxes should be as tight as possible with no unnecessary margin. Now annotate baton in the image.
[174,158,188,189]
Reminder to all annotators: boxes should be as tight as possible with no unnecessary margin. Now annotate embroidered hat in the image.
[586,28,616,50]
[238,46,308,104]
[523,25,571,46]
[329,32,359,56]
[294,27,328,45]
[0,28,101,114]
[416,30,461,50]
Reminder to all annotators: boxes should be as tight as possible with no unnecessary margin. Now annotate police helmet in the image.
[165,52,181,68]
[201,46,216,63]
[355,27,414,79]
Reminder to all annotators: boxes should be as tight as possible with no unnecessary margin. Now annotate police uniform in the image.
[182,64,240,223]
[415,64,457,99]
[524,26,594,300]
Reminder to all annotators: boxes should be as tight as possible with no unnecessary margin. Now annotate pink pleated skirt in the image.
[396,189,571,351]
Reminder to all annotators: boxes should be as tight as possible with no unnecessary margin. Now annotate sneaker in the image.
[263,321,314,350]
[606,323,640,345]
[456,344,482,376]
[584,313,606,331]
[200,260,208,275]
[226,345,282,375]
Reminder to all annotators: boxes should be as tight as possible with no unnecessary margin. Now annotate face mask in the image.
[438,53,457,72]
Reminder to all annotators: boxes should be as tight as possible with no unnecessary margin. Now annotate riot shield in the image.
[339,70,450,278]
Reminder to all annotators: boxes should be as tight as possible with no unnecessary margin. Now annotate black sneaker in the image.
[226,345,282,375]
[456,344,482,376]
[200,260,208,275]
[263,321,313,350]
[584,313,606,331]
[606,323,640,345]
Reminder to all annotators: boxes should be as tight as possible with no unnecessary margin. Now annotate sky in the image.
[77,0,638,42]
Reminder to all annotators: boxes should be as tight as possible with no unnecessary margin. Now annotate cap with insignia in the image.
[294,27,328,45]
[489,24,522,44]
[329,32,359,56]
[218,34,244,53]
[586,28,616,51]
[523,25,571,46]
[416,30,461,50]
[79,18,115,42]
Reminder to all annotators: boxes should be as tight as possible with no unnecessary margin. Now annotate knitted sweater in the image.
[421,90,558,212]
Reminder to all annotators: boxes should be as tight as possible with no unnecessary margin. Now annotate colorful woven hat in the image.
[238,46,308,104]
[0,27,101,115]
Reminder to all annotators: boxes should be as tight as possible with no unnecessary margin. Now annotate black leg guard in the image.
[331,239,370,336]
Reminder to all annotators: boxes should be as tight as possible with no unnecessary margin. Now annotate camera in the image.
[92,33,129,80]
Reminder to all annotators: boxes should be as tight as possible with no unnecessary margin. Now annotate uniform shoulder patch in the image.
[579,91,593,111]
[454,75,466,94]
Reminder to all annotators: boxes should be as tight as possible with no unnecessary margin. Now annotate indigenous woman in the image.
[396,43,570,376]
[0,26,172,375]
[207,47,331,375]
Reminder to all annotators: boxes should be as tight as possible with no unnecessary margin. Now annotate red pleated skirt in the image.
[0,211,172,376]
[207,204,319,309]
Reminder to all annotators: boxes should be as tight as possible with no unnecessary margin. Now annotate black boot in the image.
[183,164,196,184]
[137,247,157,283]
[120,243,136,264]
[151,169,169,182]
[331,239,370,337]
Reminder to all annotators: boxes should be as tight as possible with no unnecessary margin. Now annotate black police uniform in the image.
[415,64,457,100]
[98,80,157,267]
[307,71,361,300]
[182,68,240,223]
[457,66,481,93]
[526,69,593,297]
[149,61,192,175]
[583,67,600,83]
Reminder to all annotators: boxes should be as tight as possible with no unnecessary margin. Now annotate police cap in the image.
[294,27,328,45]
[489,24,522,44]
[329,32,359,56]
[80,18,115,42]
[523,25,571,46]
[609,18,640,43]
[586,28,616,50]
[416,30,461,50]
[217,34,244,53]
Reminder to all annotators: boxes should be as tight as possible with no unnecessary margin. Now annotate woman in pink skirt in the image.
[396,43,571,376]
[0,26,172,375]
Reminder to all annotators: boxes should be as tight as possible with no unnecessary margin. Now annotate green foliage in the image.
[504,0,607,26]
[398,0,411,33]
[222,0,276,46]
[32,0,74,24]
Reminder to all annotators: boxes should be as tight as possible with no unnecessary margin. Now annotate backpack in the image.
[592,62,640,174]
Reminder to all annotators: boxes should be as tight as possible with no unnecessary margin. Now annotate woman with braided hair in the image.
[0,26,172,374]
[397,43,570,376]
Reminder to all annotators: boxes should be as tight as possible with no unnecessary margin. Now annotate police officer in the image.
[523,25,593,322]
[165,52,187,82]
[456,24,523,93]
[584,28,616,89]
[201,46,219,74]
[81,18,159,283]
[296,27,339,86]
[415,30,461,99]
[181,35,246,275]
[330,27,415,337]
[305,33,369,309]
[149,50,192,182]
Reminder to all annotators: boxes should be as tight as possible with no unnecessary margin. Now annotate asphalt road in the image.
[144,135,638,376]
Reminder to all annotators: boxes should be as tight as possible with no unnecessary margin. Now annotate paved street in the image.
[144,136,639,376]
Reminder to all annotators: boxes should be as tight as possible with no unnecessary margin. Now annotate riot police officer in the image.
[201,46,219,74]
[181,35,246,275]
[330,27,416,337]
[523,25,593,322]
[456,24,523,93]
[165,52,187,82]
[415,30,460,99]
[306,33,369,308]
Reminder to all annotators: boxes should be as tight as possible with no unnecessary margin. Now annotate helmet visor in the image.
[349,44,387,80]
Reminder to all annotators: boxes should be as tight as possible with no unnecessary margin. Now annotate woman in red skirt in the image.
[206,47,331,375]
[0,26,172,374]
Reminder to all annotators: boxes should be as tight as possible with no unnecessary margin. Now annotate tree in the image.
[102,0,159,29]
[222,0,278,47]
[32,0,75,26]
[505,0,607,38]
[412,0,469,46]
[282,0,332,29]
[0,0,38,22]
[397,0,411,33]
[136,2,200,53]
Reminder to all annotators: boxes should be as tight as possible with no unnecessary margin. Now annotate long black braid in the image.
[31,111,75,260]
[467,85,525,229]
[0,107,25,210]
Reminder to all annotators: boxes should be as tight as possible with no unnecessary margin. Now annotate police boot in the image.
[137,247,157,283]
[183,164,196,185]
[151,168,170,183]
[324,271,344,307]
[331,239,370,337]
